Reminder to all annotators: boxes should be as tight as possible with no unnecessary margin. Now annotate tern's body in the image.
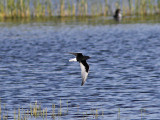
[69,53,90,86]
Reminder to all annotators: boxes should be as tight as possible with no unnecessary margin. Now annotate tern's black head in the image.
[69,52,90,61]
[75,53,90,61]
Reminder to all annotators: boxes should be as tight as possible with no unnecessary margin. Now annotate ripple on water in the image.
[0,23,160,119]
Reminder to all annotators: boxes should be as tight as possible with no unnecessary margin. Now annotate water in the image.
[0,19,160,119]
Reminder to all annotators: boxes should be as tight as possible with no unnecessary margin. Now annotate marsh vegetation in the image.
[0,0,160,19]
[0,100,104,120]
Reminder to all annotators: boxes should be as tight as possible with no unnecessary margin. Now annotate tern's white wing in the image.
[80,62,89,86]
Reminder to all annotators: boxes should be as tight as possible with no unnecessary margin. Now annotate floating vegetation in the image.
[0,0,160,19]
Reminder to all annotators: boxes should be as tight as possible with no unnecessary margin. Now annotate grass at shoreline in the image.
[0,100,103,120]
[0,99,148,120]
[0,14,160,26]
[0,0,160,19]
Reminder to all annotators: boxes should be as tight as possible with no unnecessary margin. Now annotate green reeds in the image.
[140,0,147,15]
[59,99,62,116]
[158,0,160,13]
[104,0,109,16]
[128,0,134,15]
[0,0,160,18]
[52,104,55,119]
[46,0,52,16]
[117,108,120,120]
[72,2,76,16]
[0,1,4,18]
[60,0,65,16]
[135,0,139,15]
[0,99,150,120]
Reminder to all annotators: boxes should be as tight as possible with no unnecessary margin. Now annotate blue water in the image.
[0,21,160,119]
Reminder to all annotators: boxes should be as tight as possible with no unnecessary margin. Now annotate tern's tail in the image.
[69,58,77,62]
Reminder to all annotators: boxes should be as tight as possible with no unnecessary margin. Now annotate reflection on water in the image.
[0,18,160,119]
[0,15,160,26]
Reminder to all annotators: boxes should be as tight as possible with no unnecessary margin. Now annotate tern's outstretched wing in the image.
[79,60,89,86]
[69,52,82,56]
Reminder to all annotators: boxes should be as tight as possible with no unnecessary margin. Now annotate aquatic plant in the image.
[0,99,150,120]
[0,0,159,19]
[0,99,105,120]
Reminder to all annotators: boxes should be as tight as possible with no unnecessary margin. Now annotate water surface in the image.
[0,18,160,119]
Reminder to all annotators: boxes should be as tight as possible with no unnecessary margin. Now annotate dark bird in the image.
[69,53,90,86]
[113,9,122,21]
